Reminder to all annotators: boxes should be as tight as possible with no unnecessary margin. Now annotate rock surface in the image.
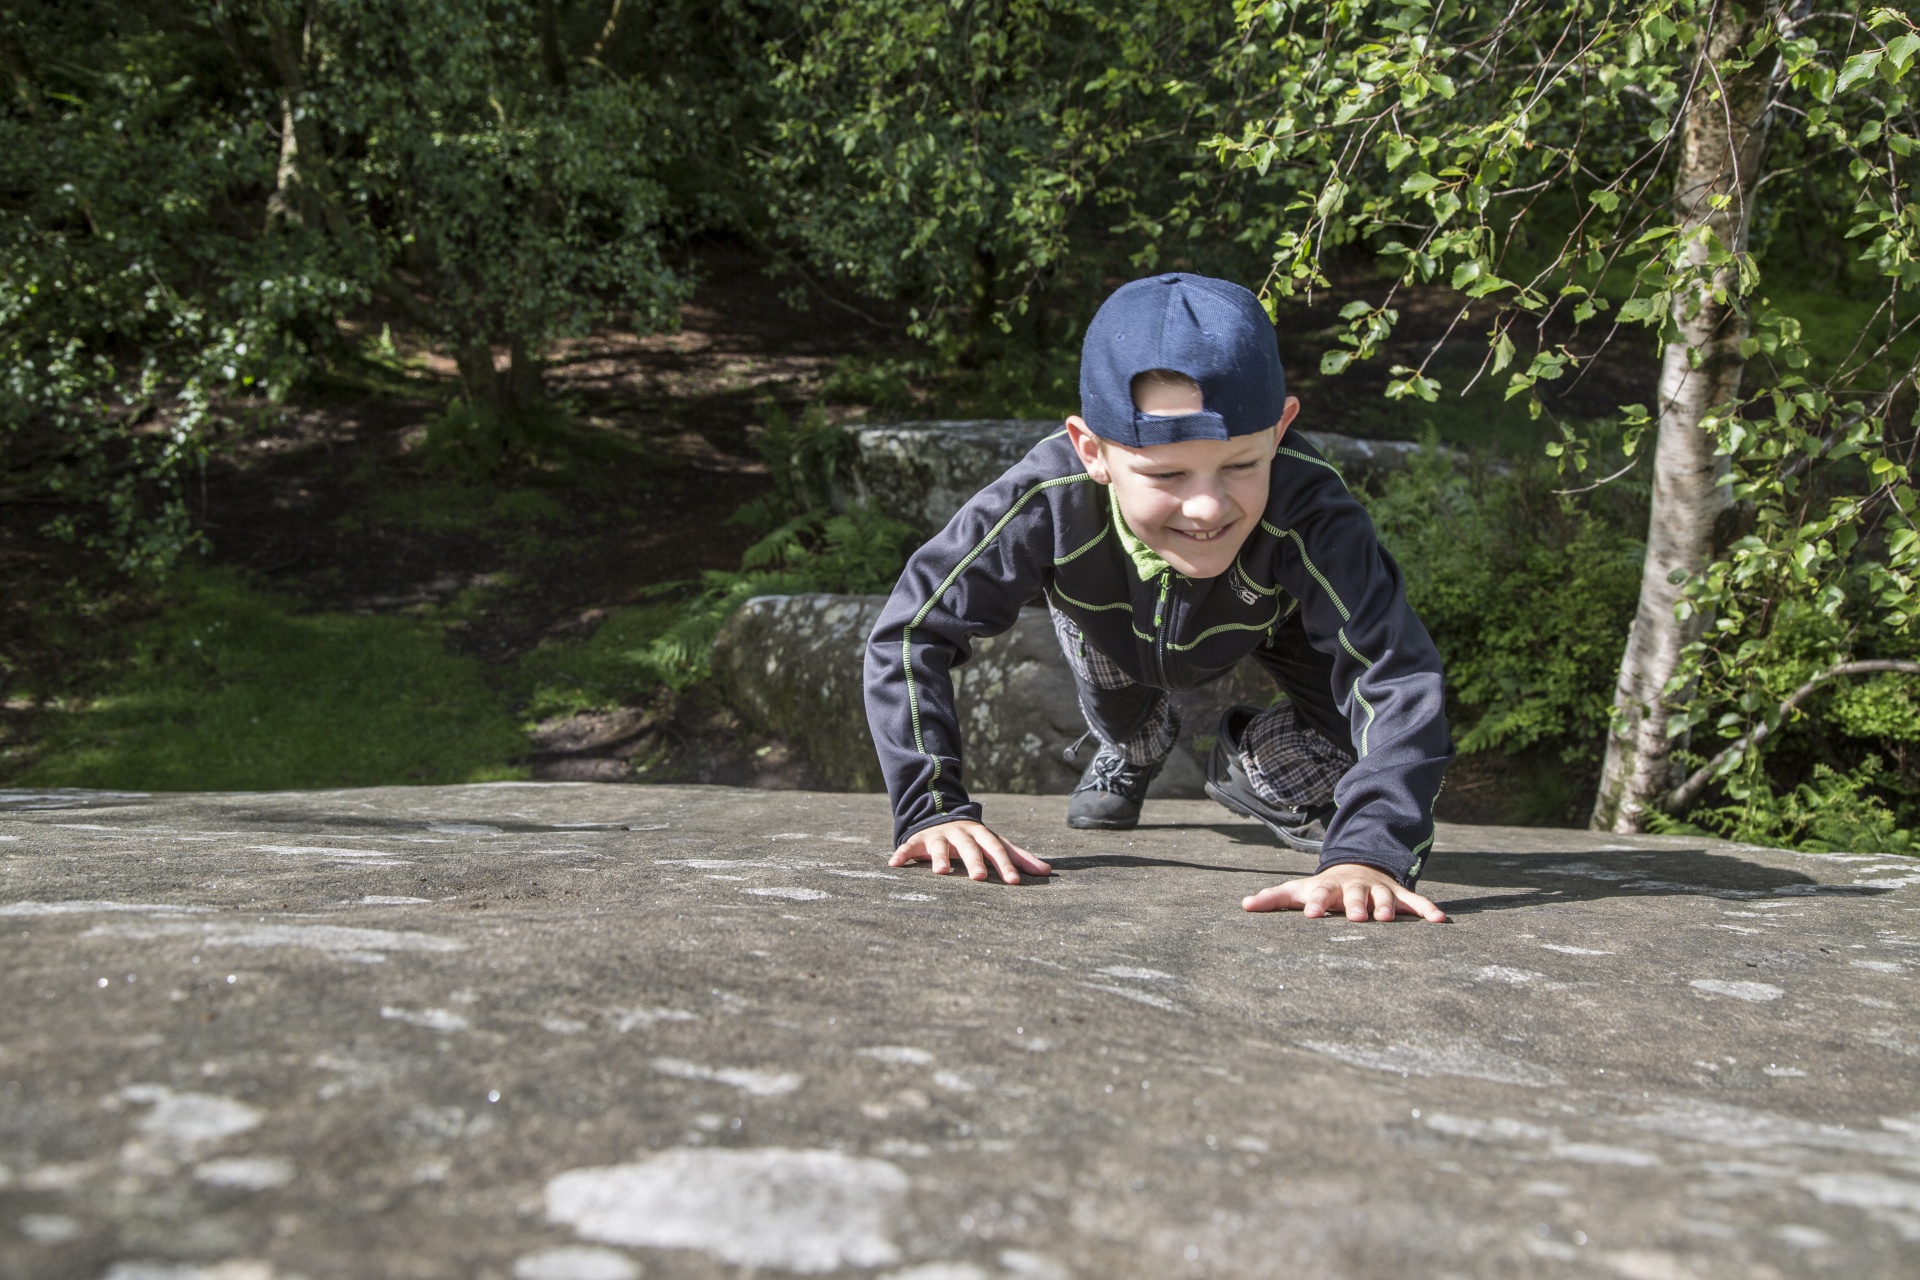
[714,594,1271,798]
[841,420,1439,533]
[4,784,1919,1278]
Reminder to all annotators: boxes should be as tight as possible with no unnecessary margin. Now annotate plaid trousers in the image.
[1049,602,1353,809]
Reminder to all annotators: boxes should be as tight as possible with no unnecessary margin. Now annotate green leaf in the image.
[1618,296,1666,325]
[1889,33,1920,73]
[1400,171,1442,196]
[1314,177,1348,218]
[1588,189,1620,213]
[1836,50,1884,95]
[1320,350,1354,376]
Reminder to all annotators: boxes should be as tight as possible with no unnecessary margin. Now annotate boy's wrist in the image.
[894,807,985,848]
[1315,855,1419,890]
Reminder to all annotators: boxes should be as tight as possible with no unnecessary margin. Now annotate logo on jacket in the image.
[1229,565,1259,606]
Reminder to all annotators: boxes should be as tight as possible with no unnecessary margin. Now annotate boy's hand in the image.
[1242,863,1446,923]
[889,819,1051,886]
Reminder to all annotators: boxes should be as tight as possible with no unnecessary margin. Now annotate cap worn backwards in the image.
[1078,274,1287,448]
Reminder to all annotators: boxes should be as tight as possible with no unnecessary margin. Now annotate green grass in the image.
[19,568,530,790]
[513,603,684,722]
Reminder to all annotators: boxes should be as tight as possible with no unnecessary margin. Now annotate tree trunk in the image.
[453,341,504,409]
[451,338,546,424]
[1590,2,1782,832]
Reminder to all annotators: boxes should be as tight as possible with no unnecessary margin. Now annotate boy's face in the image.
[1066,382,1299,580]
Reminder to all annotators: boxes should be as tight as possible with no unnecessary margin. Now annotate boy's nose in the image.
[1183,486,1233,525]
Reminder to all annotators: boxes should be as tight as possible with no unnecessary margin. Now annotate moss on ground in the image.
[17,568,533,790]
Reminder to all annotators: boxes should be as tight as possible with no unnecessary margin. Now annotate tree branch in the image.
[1662,660,1920,813]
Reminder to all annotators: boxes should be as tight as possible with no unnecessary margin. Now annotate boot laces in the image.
[1076,746,1153,796]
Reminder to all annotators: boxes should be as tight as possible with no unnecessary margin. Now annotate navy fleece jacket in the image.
[862,429,1452,887]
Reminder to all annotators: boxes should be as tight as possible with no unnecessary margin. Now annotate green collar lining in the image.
[1108,486,1170,582]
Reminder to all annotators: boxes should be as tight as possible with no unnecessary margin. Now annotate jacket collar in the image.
[1108,486,1170,582]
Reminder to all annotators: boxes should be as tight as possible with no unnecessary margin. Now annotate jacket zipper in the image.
[1152,570,1172,685]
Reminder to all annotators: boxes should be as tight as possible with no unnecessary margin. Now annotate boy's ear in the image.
[1064,416,1112,484]
[1274,395,1300,445]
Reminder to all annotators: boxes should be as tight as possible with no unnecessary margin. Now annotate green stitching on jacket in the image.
[1337,628,1374,668]
[1231,552,1278,596]
[1263,521,1351,621]
[1166,606,1283,652]
[1054,522,1109,566]
[1336,628,1379,756]
[1279,446,1350,490]
[902,472,1091,810]
[1406,825,1435,883]
[1051,584,1133,614]
[1351,689,1377,756]
[1271,514,1373,757]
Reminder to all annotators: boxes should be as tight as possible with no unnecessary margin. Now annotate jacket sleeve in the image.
[864,462,1070,847]
[1266,462,1453,887]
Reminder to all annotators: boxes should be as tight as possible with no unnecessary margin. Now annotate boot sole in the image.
[1067,813,1140,831]
[1204,781,1324,853]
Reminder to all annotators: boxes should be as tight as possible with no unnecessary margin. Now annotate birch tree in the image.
[1208,0,1920,834]
[1590,2,1782,830]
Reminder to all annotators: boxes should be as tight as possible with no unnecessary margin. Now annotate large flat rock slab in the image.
[2,784,1918,1279]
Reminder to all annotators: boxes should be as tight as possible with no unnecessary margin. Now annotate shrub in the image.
[1368,440,1645,763]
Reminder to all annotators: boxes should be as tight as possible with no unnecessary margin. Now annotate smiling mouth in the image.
[1171,526,1230,542]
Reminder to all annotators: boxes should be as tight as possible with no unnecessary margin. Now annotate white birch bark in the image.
[1591,2,1782,832]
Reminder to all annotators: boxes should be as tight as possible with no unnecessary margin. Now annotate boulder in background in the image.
[714,592,1277,801]
[838,419,1448,534]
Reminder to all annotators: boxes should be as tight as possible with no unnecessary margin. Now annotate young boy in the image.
[862,274,1453,923]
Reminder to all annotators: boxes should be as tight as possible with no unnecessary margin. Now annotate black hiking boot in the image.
[1066,742,1165,831]
[1203,705,1335,853]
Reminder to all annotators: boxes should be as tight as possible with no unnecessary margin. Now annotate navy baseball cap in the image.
[1078,274,1287,447]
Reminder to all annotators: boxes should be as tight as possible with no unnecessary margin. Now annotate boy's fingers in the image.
[953,834,991,882]
[1244,873,1448,923]
[1008,842,1051,877]
[1240,880,1305,912]
[1396,886,1449,923]
[972,829,1022,885]
[925,833,954,876]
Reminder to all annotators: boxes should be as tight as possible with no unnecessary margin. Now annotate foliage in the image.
[18,567,528,789]
[1370,440,1645,760]
[1664,756,1916,855]
[760,0,1279,357]
[0,0,705,568]
[1197,0,1920,837]
[515,602,685,721]
[639,404,917,686]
